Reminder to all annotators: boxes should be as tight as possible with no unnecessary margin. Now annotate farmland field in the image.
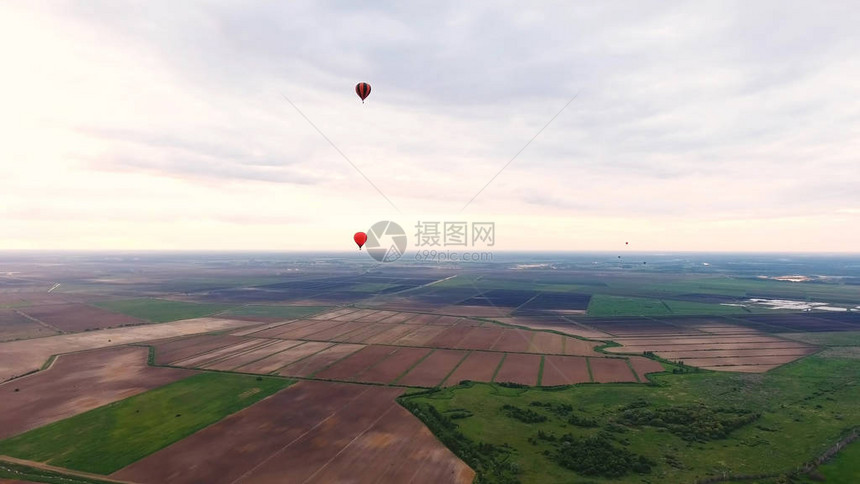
[0,373,291,474]
[402,354,860,483]
[94,299,234,323]
[0,252,857,483]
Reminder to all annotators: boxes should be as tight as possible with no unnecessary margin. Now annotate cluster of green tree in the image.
[528,401,597,427]
[497,382,528,388]
[618,403,759,441]
[501,404,547,423]
[445,408,474,420]
[535,432,655,478]
[399,400,521,484]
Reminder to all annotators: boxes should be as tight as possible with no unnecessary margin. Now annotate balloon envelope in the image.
[354,232,368,249]
[355,82,371,102]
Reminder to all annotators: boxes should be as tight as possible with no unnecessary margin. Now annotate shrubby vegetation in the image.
[400,399,521,484]
[536,432,655,477]
[618,402,759,441]
[501,404,547,423]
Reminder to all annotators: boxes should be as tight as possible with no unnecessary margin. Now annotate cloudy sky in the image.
[1,1,858,251]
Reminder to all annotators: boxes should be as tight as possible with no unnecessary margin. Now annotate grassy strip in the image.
[0,461,116,484]
[0,372,291,474]
[94,299,234,323]
[220,305,331,319]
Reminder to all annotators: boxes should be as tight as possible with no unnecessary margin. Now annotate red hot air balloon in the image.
[354,232,368,250]
[355,82,371,103]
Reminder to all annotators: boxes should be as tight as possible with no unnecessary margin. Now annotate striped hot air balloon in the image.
[355,82,371,103]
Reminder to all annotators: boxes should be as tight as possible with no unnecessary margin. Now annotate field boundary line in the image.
[490,353,507,382]
[226,340,308,372]
[265,342,337,375]
[391,349,436,385]
[305,345,368,379]
[537,356,545,386]
[625,358,641,383]
[0,455,133,484]
[585,357,594,382]
[439,350,472,387]
[300,404,399,484]
[230,383,375,484]
[13,308,64,333]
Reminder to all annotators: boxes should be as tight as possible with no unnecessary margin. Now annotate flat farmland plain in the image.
[0,317,258,382]
[0,346,195,439]
[111,381,474,484]
[588,357,637,382]
[19,303,145,332]
[0,309,58,341]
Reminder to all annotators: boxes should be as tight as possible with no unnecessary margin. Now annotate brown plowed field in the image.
[443,351,504,385]
[659,347,817,359]
[589,358,637,382]
[529,332,564,354]
[379,312,419,324]
[236,341,333,374]
[606,341,810,353]
[682,355,810,367]
[275,320,349,340]
[278,344,365,377]
[438,305,511,318]
[540,355,590,386]
[614,336,786,346]
[151,334,247,365]
[701,364,782,373]
[392,325,448,346]
[498,317,612,339]
[562,337,599,356]
[398,349,468,387]
[336,309,376,321]
[454,327,504,350]
[627,357,665,380]
[354,310,394,322]
[19,303,145,332]
[490,329,533,352]
[306,321,367,341]
[310,308,357,320]
[172,339,271,368]
[409,314,442,325]
[113,382,472,484]
[336,323,393,343]
[0,346,194,439]
[356,347,431,383]
[206,340,304,371]
[0,309,58,341]
[0,317,257,382]
[362,324,420,344]
[427,326,475,348]
[230,321,293,336]
[248,319,318,338]
[314,345,399,380]
[431,316,464,326]
[494,353,541,386]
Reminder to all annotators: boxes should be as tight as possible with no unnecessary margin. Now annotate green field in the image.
[220,304,330,319]
[778,331,860,347]
[95,298,234,323]
[0,461,114,484]
[401,355,860,483]
[812,437,860,482]
[585,294,751,317]
[0,373,291,474]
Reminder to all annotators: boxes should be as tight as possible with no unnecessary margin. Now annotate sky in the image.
[1,1,858,252]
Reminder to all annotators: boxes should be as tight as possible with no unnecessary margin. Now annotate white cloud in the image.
[1,1,858,251]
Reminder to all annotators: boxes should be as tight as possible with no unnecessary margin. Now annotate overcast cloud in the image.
[1,0,858,251]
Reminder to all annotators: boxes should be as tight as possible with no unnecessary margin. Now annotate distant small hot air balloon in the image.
[625,242,629,245]
[354,232,368,250]
[355,82,371,103]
